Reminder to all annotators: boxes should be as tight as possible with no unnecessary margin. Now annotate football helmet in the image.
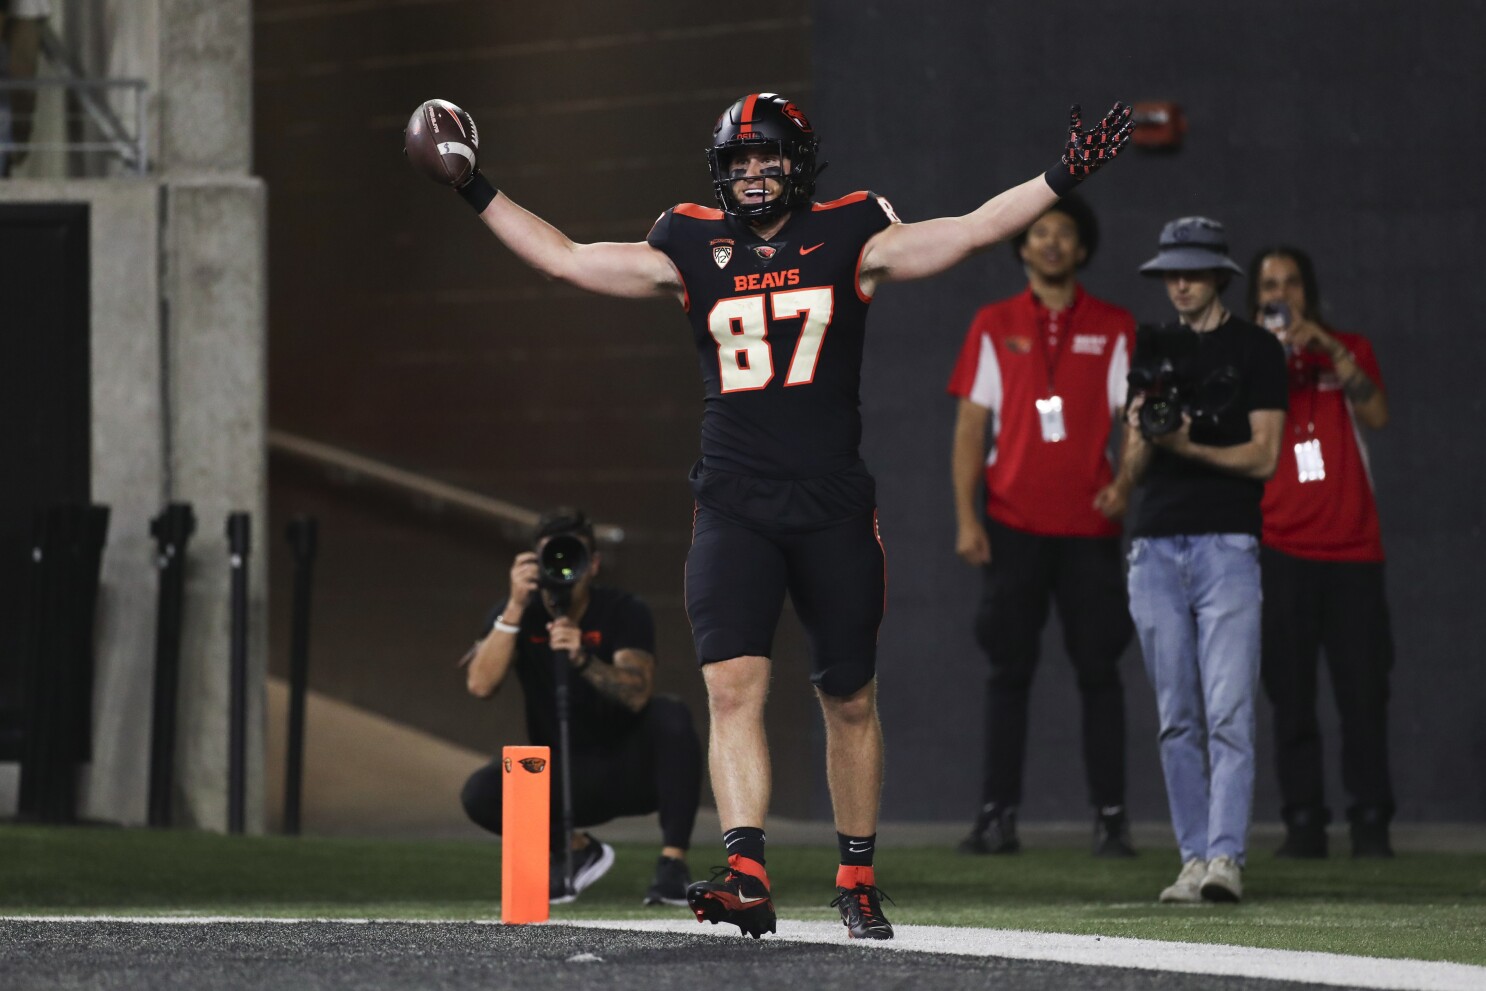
[707,93,820,220]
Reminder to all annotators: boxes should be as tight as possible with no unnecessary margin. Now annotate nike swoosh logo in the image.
[738,894,769,905]
[800,242,825,255]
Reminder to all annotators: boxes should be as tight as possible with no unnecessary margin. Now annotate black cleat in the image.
[831,883,895,940]
[686,855,776,939]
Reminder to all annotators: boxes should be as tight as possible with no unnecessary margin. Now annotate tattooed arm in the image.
[575,648,655,714]
[1326,343,1389,429]
[547,616,655,713]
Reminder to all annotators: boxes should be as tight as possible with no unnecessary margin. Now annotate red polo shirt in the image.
[1261,330,1385,562]
[947,286,1135,537]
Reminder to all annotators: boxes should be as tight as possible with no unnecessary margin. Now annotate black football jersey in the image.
[647,192,898,479]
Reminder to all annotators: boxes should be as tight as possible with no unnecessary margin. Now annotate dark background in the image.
[255,0,1485,825]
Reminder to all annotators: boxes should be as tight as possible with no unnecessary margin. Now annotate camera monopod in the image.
[537,532,591,902]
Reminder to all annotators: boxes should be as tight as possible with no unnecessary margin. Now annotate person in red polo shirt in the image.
[947,195,1138,857]
[1248,246,1396,858]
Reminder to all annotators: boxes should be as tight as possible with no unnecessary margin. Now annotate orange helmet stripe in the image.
[740,93,758,129]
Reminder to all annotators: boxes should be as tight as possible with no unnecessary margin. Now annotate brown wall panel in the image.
[257,2,821,820]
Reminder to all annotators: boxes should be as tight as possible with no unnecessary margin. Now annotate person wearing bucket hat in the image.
[1108,216,1289,904]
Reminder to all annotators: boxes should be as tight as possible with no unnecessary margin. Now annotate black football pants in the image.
[1260,547,1395,821]
[973,518,1132,809]
[460,695,703,850]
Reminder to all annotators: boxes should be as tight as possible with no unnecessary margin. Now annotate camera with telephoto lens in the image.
[1127,356,1242,440]
[537,531,591,613]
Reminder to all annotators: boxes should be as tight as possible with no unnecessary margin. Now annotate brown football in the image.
[404,99,479,186]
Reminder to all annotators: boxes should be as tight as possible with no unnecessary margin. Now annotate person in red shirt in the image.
[946,195,1138,857]
[1249,246,1395,858]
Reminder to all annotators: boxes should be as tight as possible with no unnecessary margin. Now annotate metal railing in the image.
[267,429,626,546]
[0,25,149,174]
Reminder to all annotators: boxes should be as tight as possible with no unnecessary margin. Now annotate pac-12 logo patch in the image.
[711,238,733,269]
[752,244,778,261]
[519,757,547,774]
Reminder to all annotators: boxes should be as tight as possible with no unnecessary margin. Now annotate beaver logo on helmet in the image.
[780,102,812,132]
[707,93,823,221]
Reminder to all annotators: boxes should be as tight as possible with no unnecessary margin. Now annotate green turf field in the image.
[3,824,1482,966]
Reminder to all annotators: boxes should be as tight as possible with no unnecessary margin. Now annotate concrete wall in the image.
[0,0,267,831]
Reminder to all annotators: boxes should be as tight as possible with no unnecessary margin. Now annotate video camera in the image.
[1126,328,1241,439]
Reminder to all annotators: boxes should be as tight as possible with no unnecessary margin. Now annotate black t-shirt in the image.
[647,193,897,526]
[1130,316,1288,538]
[481,587,656,749]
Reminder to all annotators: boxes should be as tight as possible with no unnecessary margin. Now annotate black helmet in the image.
[707,93,820,221]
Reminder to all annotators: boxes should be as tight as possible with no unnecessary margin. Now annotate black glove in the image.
[1045,101,1133,195]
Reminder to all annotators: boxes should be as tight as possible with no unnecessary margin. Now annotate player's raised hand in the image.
[1045,101,1133,194]
[405,99,500,212]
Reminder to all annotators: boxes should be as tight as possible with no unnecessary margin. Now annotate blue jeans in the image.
[1128,534,1262,865]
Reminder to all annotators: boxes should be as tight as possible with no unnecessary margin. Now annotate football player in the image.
[411,93,1132,940]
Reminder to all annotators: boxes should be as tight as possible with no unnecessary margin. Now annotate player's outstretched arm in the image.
[476,193,682,300]
[405,99,682,301]
[860,102,1133,293]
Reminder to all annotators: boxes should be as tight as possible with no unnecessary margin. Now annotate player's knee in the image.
[703,656,769,720]
[813,661,876,711]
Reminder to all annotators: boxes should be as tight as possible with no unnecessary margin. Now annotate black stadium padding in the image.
[18,504,109,824]
[0,203,91,772]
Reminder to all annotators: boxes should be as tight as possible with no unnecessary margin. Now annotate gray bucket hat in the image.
[1139,216,1244,276]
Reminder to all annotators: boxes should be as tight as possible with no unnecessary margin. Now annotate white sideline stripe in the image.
[5,915,1483,991]
[573,919,1486,991]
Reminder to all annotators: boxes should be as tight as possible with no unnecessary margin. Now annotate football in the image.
[404,99,479,186]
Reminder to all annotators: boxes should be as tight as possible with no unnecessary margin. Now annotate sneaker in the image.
[1158,858,1207,903]
[549,833,615,904]
[643,855,692,907]
[956,803,1020,855]
[1349,807,1395,859]
[1092,807,1137,858]
[1276,807,1329,858]
[831,882,895,940]
[686,854,776,939]
[1200,855,1244,902]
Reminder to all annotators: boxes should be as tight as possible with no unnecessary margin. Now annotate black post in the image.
[551,643,578,899]
[282,515,318,836]
[226,511,251,835]
[147,502,195,828]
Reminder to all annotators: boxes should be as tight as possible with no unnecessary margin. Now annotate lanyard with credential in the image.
[1292,358,1326,482]
[1034,305,1072,442]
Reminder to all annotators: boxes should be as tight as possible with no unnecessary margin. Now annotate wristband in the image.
[457,171,499,213]
[1043,160,1080,197]
[492,618,520,635]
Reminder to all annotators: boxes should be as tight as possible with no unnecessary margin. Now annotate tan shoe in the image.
[1200,855,1244,902]
[1159,858,1207,903]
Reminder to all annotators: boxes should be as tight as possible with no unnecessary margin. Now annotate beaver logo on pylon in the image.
[519,757,547,773]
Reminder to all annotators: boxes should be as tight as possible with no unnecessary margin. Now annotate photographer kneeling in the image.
[1110,218,1287,904]
[459,508,703,906]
